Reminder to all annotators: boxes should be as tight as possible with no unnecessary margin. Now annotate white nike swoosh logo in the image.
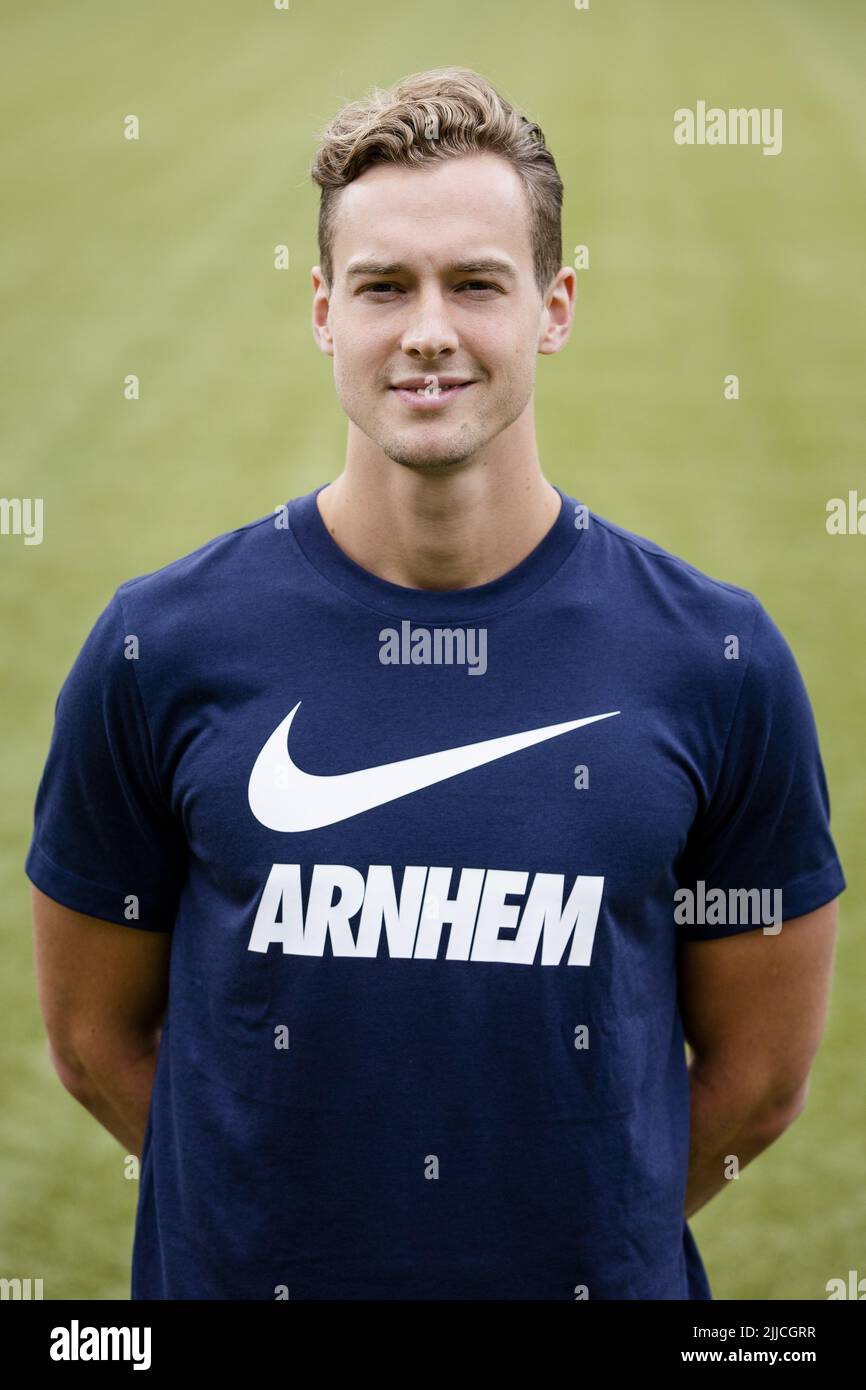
[248,702,620,832]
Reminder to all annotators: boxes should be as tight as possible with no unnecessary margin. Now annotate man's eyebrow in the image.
[345,258,517,280]
[451,259,517,278]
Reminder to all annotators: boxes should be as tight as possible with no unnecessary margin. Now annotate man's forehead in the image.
[342,150,523,199]
[330,153,533,275]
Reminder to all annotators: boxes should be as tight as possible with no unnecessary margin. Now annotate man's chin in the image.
[375,426,487,473]
[382,446,478,474]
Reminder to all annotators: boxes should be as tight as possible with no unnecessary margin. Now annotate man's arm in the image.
[31,884,172,1159]
[677,898,839,1220]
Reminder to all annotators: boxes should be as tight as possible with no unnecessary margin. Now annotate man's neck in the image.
[315,455,562,593]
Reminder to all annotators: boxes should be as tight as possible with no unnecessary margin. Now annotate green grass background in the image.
[1,0,863,1299]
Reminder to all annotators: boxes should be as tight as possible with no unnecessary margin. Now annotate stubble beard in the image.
[376,420,488,474]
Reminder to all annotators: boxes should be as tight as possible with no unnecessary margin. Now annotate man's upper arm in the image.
[677,898,840,1120]
[31,885,172,1081]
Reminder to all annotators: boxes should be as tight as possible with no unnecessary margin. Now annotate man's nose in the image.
[400,291,459,359]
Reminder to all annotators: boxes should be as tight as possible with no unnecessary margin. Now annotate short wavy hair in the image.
[310,67,563,297]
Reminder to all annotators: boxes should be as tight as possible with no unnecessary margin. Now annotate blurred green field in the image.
[1,0,863,1299]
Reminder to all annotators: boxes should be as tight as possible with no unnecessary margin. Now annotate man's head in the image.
[309,67,574,474]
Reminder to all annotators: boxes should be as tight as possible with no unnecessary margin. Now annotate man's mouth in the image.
[388,378,477,406]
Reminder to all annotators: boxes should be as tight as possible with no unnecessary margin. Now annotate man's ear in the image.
[311,266,334,357]
[538,266,576,356]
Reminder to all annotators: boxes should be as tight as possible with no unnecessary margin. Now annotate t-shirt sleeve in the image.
[676,598,846,940]
[24,586,187,931]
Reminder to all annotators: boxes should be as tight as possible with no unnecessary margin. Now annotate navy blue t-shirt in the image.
[25,484,846,1300]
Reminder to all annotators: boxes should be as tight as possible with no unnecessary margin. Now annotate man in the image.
[27,67,844,1300]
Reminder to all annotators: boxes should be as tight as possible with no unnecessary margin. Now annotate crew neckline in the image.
[287,482,585,621]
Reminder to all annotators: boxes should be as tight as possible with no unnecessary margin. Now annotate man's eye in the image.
[359,281,501,297]
[360,283,402,296]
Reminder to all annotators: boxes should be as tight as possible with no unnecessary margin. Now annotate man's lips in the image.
[390,377,476,390]
[388,378,477,408]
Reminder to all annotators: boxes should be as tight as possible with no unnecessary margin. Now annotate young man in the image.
[27,67,844,1300]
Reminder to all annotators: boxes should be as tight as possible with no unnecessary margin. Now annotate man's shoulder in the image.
[585,506,762,623]
[115,506,280,609]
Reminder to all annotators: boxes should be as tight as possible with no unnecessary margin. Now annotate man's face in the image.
[312,152,571,473]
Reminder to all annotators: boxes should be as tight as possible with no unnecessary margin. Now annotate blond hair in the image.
[310,67,563,296]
